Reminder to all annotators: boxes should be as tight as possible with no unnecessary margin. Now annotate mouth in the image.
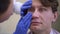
[31,21,42,26]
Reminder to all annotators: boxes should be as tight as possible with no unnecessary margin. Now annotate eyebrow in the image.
[31,5,48,9]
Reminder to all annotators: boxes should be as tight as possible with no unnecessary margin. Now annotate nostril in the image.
[32,16,39,20]
[32,14,39,18]
[32,12,40,17]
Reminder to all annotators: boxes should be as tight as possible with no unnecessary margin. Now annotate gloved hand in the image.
[20,0,32,17]
[14,12,32,34]
[14,0,32,34]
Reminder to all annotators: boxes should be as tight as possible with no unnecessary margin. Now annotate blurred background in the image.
[0,0,60,34]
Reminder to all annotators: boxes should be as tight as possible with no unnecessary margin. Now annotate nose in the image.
[32,9,40,18]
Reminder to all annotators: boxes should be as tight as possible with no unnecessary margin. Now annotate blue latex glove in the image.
[14,12,32,34]
[20,0,32,17]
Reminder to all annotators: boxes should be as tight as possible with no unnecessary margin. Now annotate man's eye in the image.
[28,8,34,12]
[39,8,47,12]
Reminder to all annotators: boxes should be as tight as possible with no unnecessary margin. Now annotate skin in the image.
[0,0,13,23]
[28,0,58,34]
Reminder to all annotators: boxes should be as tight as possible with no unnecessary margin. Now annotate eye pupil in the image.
[28,7,47,13]
[39,8,47,12]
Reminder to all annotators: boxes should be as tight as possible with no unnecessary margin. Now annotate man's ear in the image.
[52,12,59,22]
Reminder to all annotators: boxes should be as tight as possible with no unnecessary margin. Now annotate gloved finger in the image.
[22,0,32,6]
[25,14,32,29]
[24,12,32,25]
[18,12,32,25]
[20,0,32,16]
[21,6,31,10]
[21,0,32,10]
[22,12,32,24]
[17,17,23,24]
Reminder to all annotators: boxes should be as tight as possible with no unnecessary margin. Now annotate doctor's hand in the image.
[20,0,32,16]
[14,12,32,34]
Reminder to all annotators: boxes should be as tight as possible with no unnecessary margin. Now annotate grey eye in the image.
[28,7,35,12]
[39,8,47,12]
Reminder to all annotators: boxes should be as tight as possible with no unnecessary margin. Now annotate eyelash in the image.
[28,8,47,13]
[39,8,47,12]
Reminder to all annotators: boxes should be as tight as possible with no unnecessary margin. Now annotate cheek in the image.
[43,11,53,22]
[42,13,53,27]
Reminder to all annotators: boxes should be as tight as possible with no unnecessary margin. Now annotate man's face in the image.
[0,0,13,23]
[29,0,57,32]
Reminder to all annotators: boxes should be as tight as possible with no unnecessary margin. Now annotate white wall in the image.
[0,13,20,34]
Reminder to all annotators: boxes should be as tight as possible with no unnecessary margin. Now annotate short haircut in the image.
[0,0,10,15]
[40,0,59,13]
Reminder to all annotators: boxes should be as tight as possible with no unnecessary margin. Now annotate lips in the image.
[31,21,42,24]
[31,20,42,26]
[31,19,42,24]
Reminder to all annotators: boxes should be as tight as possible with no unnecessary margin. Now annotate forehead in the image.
[32,0,51,8]
[32,0,43,7]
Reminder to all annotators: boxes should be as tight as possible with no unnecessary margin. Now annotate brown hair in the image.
[0,0,10,15]
[40,0,59,13]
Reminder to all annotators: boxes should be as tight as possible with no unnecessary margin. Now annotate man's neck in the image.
[32,28,51,34]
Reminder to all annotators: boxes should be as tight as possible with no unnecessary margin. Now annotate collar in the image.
[50,29,53,34]
[28,29,54,34]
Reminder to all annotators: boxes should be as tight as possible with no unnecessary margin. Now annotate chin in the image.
[30,25,44,32]
[30,25,39,31]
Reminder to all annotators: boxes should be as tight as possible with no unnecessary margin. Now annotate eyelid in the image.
[39,7,47,10]
[38,8,48,13]
[28,7,35,11]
